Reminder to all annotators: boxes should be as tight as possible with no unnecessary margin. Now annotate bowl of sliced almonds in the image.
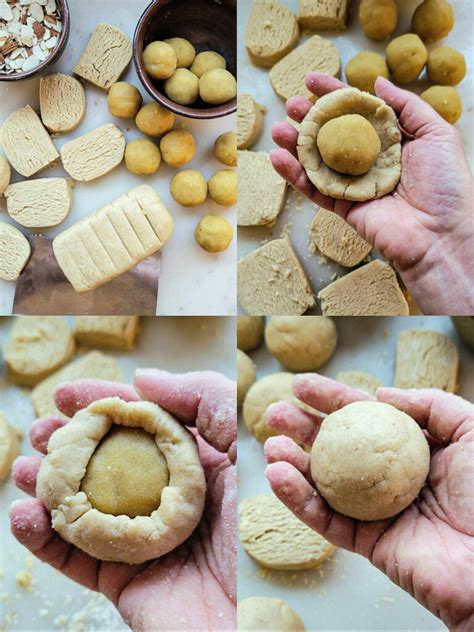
[0,0,69,81]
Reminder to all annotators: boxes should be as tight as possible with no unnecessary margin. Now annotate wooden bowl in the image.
[134,0,236,120]
[0,0,70,82]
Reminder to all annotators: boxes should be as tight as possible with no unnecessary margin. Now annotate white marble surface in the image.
[0,0,236,316]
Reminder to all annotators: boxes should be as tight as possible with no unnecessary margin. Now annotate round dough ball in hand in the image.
[195,215,233,253]
[310,401,430,521]
[160,130,195,167]
[125,139,161,176]
[170,169,207,206]
[190,51,226,78]
[411,0,454,43]
[359,0,398,41]
[237,349,256,408]
[208,170,237,206]
[420,86,462,124]
[238,597,305,632]
[214,131,237,167]
[317,114,381,176]
[427,47,466,86]
[237,316,264,352]
[143,41,177,79]
[108,82,143,119]
[164,69,199,106]
[164,37,196,68]
[345,51,389,94]
[136,102,175,137]
[386,34,428,84]
[199,69,237,105]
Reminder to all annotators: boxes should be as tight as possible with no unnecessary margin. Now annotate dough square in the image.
[298,0,349,30]
[310,208,372,267]
[75,317,140,351]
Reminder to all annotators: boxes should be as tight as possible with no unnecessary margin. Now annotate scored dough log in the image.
[238,597,306,632]
[0,222,31,281]
[53,185,174,293]
[298,0,349,30]
[237,94,265,150]
[245,0,299,68]
[310,208,372,267]
[5,178,73,228]
[75,316,140,351]
[40,73,86,133]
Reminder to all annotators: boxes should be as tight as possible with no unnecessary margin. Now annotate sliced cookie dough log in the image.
[238,238,315,315]
[237,151,287,226]
[0,222,31,281]
[318,260,409,316]
[298,88,401,202]
[237,94,266,150]
[298,0,349,30]
[336,371,383,395]
[394,329,459,392]
[75,316,140,351]
[245,0,299,68]
[269,35,341,101]
[238,597,306,632]
[5,178,73,228]
[310,208,372,267]
[40,73,86,134]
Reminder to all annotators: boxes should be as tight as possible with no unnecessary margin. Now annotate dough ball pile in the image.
[107,82,143,119]
[358,0,398,41]
[345,51,389,94]
[195,215,234,253]
[124,139,161,176]
[386,34,428,84]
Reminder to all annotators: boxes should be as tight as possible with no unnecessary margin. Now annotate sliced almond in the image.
[29,3,44,22]
[0,2,13,22]
[21,52,39,70]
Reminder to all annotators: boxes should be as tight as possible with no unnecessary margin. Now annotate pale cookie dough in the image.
[336,371,383,395]
[0,412,21,482]
[0,155,11,194]
[245,0,299,68]
[237,316,265,352]
[298,0,349,30]
[311,401,430,521]
[265,316,337,372]
[5,317,75,387]
[36,397,206,564]
[394,329,459,392]
[237,349,256,408]
[239,493,335,570]
[310,208,372,267]
[237,94,265,150]
[75,316,140,351]
[0,222,31,282]
[238,597,305,631]
[39,73,86,134]
[298,88,401,202]
[5,178,73,229]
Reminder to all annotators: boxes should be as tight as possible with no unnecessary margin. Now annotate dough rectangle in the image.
[298,0,349,30]
[75,316,140,351]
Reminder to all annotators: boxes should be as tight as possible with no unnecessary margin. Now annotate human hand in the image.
[264,374,474,631]
[271,72,474,315]
[10,371,237,632]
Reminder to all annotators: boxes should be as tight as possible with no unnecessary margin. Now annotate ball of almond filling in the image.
[164,68,199,106]
[143,41,177,79]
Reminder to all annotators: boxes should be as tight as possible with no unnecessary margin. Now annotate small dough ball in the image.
[386,33,428,84]
[143,41,177,79]
[412,0,454,43]
[170,169,207,206]
[310,401,430,521]
[208,170,237,206]
[125,139,161,176]
[0,155,11,195]
[317,114,381,176]
[195,215,233,253]
[345,51,389,94]
[164,68,199,106]
[427,46,466,86]
[238,316,264,352]
[420,86,462,124]
[265,316,337,372]
[359,0,397,41]
[238,597,306,632]
[107,82,143,119]
[136,102,175,137]
[237,349,256,408]
[190,51,226,78]
[214,131,237,167]
[164,37,196,68]
[160,130,195,167]
[199,69,237,105]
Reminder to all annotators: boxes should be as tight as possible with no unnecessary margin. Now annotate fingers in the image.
[272,121,299,155]
[293,374,374,415]
[264,436,311,476]
[266,401,322,447]
[55,379,140,417]
[306,72,347,97]
[135,370,236,455]
[12,456,42,496]
[377,387,474,444]
[30,416,68,454]
[286,96,313,122]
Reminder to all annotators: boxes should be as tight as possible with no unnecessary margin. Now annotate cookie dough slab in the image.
[310,208,372,267]
[298,0,349,30]
[245,0,299,68]
[40,73,87,134]
[0,222,31,281]
[5,178,73,228]
[75,316,140,351]
[237,94,265,150]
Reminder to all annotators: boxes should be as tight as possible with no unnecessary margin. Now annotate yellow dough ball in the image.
[190,51,226,78]
[359,0,398,41]
[164,69,199,105]
[427,47,466,86]
[317,114,381,176]
[143,41,177,79]
[386,34,428,84]
[170,170,207,206]
[214,131,237,167]
[199,69,237,105]
[208,170,237,207]
[420,86,462,124]
[195,215,233,253]
[136,102,175,137]
[108,82,143,119]
[412,0,454,43]
[159,130,195,168]
[164,37,196,68]
[345,52,389,94]
[125,139,161,176]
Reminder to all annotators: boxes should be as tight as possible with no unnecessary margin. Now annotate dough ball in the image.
[81,426,169,518]
[214,131,237,167]
[125,139,161,176]
[143,41,177,79]
[238,316,264,352]
[160,130,195,167]
[317,114,381,176]
[208,169,237,206]
[310,401,430,521]
[386,34,428,83]
[164,37,196,68]
[237,349,256,408]
[427,46,466,86]
[411,0,454,43]
[164,68,199,106]
[359,0,398,41]
[0,155,11,195]
[170,169,207,206]
[345,51,389,94]
[238,597,305,632]
[265,317,337,372]
[107,82,143,119]
[0,412,20,482]
[199,69,237,105]
[420,85,462,124]
[136,102,175,137]
[190,51,226,78]
[195,215,233,253]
